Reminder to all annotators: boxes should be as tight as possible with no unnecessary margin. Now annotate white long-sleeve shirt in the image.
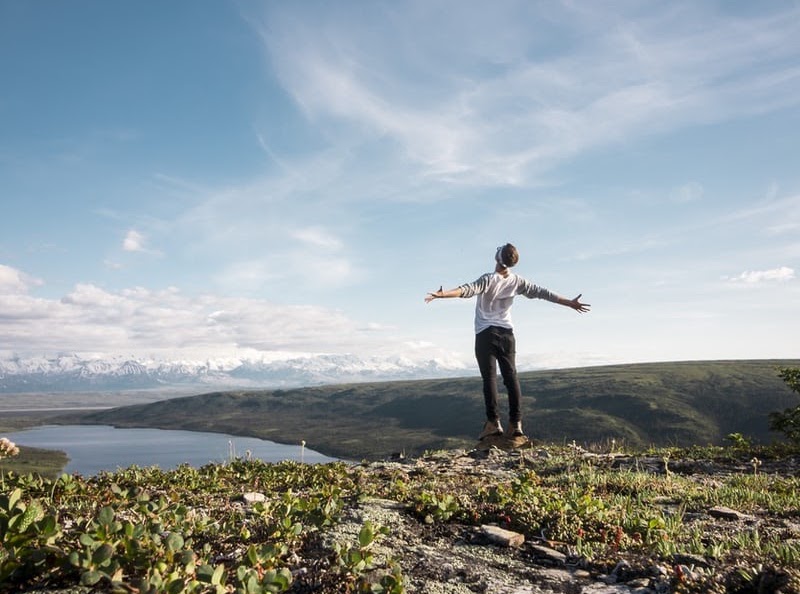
[458,272,561,334]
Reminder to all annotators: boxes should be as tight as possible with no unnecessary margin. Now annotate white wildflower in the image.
[0,437,20,459]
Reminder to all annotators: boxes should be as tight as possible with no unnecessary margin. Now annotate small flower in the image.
[0,437,20,459]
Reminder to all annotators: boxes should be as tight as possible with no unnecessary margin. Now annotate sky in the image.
[1,0,798,372]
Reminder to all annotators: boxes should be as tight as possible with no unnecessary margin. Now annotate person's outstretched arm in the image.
[518,279,591,313]
[554,293,591,313]
[425,286,463,303]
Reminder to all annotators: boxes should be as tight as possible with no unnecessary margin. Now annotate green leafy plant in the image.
[0,487,63,585]
[725,432,752,449]
[412,491,460,523]
[331,521,403,593]
[770,367,800,444]
[371,562,405,594]
[230,544,292,593]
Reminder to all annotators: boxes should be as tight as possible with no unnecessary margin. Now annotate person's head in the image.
[495,243,519,271]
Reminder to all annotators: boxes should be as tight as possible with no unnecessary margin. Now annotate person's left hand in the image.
[569,294,591,313]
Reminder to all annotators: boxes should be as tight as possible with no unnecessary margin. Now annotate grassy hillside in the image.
[69,359,800,460]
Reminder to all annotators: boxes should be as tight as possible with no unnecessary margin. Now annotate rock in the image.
[468,445,506,460]
[535,567,578,590]
[672,552,712,569]
[582,584,639,593]
[649,564,668,576]
[781,520,800,538]
[480,524,525,547]
[708,505,756,521]
[529,543,567,565]
[611,559,631,579]
[600,573,617,585]
[241,492,266,505]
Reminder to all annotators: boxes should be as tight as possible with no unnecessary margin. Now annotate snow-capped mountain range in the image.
[0,353,473,393]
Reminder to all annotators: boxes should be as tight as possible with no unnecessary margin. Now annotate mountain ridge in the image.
[0,352,471,393]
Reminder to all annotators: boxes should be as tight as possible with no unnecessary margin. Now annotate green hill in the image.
[74,359,799,460]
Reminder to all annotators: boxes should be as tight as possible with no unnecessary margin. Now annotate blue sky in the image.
[1,0,798,370]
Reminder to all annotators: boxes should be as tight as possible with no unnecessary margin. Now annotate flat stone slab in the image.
[480,524,525,547]
[529,544,568,565]
[708,505,757,521]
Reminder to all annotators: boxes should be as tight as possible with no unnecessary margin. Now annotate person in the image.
[425,243,590,441]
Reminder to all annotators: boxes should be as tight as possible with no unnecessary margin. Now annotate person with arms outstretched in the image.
[425,243,590,441]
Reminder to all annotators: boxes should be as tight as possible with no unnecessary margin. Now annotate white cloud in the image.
[0,264,42,293]
[0,282,395,357]
[122,228,164,257]
[123,229,146,252]
[729,266,795,284]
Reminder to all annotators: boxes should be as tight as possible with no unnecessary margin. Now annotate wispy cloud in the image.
[253,2,800,187]
[103,260,124,270]
[719,193,800,243]
[213,260,277,294]
[670,182,704,203]
[583,188,800,264]
[202,217,359,294]
[728,266,795,284]
[767,222,800,236]
[292,226,343,250]
[156,164,368,293]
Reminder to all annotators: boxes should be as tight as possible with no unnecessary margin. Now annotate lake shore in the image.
[3,424,335,477]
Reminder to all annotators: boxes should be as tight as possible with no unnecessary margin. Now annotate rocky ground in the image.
[14,441,800,594]
[302,444,800,594]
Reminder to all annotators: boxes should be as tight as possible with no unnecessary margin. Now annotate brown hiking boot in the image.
[509,421,525,438]
[479,419,503,440]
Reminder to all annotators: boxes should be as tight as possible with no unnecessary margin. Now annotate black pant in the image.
[475,326,522,424]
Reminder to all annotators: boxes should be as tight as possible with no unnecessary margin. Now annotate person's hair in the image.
[500,243,519,267]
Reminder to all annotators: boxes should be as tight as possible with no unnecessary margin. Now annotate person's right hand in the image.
[425,286,444,303]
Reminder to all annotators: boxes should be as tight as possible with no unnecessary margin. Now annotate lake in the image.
[5,425,337,476]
